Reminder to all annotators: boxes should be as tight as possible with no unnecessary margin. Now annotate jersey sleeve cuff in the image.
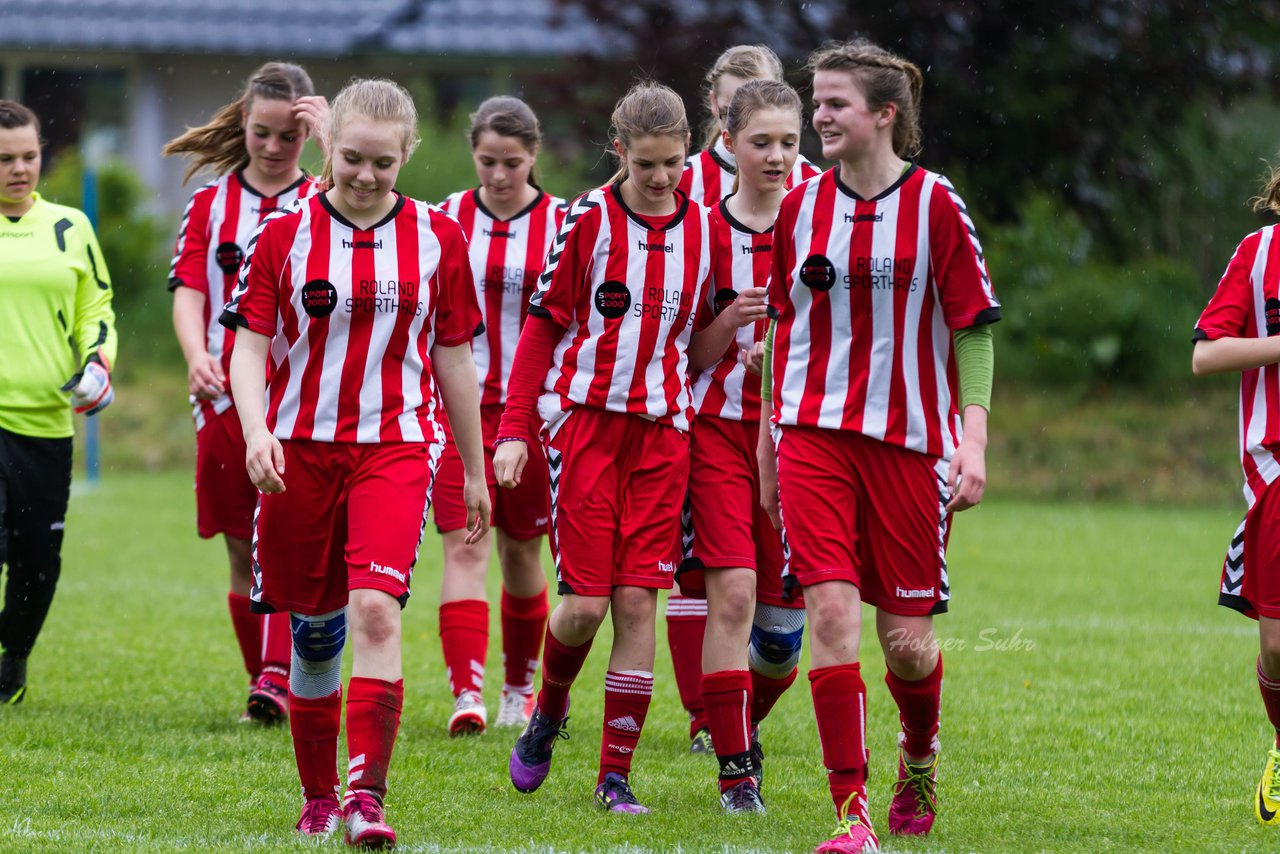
[949,305,1002,330]
[219,309,274,337]
[168,276,208,294]
[528,304,570,326]
[436,322,485,348]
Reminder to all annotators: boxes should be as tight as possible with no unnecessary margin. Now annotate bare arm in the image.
[228,329,285,493]
[173,287,225,400]
[687,286,769,374]
[1192,336,1280,376]
[432,342,492,544]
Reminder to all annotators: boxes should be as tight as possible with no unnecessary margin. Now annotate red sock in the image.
[259,610,292,686]
[501,587,548,695]
[885,655,943,758]
[599,670,654,782]
[345,677,404,803]
[289,688,342,800]
[228,592,262,679]
[750,666,798,724]
[536,627,592,721]
[667,596,708,736]
[1259,658,1280,746]
[702,669,752,791]
[439,599,488,696]
[810,663,868,814]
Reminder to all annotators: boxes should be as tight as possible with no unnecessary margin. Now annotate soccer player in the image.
[433,96,565,736]
[495,82,757,813]
[669,44,821,752]
[761,41,998,852]
[679,79,806,814]
[222,78,490,846]
[0,100,118,706]
[164,61,327,724]
[1191,168,1280,829]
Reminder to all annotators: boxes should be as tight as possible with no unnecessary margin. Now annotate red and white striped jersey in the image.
[168,170,317,428]
[221,193,483,444]
[529,184,714,433]
[692,199,774,422]
[438,188,566,406]
[769,165,1000,462]
[678,138,821,209]
[1195,226,1280,506]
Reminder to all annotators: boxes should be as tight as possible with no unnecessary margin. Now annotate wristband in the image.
[494,436,528,446]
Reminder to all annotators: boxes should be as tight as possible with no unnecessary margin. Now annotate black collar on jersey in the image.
[471,187,545,223]
[610,182,689,231]
[4,215,22,224]
[707,145,737,175]
[717,194,774,236]
[319,190,407,232]
[833,162,918,202]
[235,168,310,199]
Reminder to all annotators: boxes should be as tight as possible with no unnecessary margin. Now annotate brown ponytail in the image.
[163,62,314,184]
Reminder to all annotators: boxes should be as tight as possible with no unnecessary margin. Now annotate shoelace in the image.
[603,778,641,806]
[1267,750,1280,802]
[301,799,338,828]
[893,757,939,818]
[349,792,385,822]
[830,792,870,840]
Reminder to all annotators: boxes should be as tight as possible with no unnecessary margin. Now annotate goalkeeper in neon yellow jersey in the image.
[0,100,118,705]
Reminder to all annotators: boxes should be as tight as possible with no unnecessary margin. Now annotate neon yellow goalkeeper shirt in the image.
[0,193,118,438]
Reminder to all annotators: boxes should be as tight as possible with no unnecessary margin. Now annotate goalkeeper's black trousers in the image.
[0,425,72,659]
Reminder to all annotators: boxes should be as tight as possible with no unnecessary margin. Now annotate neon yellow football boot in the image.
[1256,746,1280,826]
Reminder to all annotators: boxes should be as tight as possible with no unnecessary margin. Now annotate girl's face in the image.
[0,124,40,212]
[811,70,895,164]
[616,134,687,211]
[329,117,405,216]
[241,98,307,181]
[472,130,536,203]
[710,73,749,134]
[725,106,800,194]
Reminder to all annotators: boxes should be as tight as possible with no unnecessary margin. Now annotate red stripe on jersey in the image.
[796,177,838,426]
[884,188,920,447]
[376,208,421,443]
[334,229,377,440]
[586,198,633,409]
[841,197,876,433]
[295,209,333,439]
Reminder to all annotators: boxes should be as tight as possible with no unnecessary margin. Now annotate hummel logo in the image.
[607,715,640,733]
[657,560,675,574]
[896,586,934,599]
[371,561,406,583]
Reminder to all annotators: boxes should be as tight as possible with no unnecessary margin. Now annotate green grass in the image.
[0,472,1276,852]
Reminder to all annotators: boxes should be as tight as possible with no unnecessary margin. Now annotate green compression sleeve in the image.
[760,319,776,403]
[954,323,994,411]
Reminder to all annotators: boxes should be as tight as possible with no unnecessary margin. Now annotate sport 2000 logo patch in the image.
[302,279,339,318]
[799,254,837,292]
[594,281,631,319]
[713,288,739,316]
[1267,297,1280,336]
[214,242,244,276]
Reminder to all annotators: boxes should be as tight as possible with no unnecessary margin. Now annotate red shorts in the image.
[774,424,951,616]
[251,440,439,615]
[544,408,689,596]
[194,403,258,541]
[678,416,799,609]
[1220,477,1280,620]
[434,404,548,540]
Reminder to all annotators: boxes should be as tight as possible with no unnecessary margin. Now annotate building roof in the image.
[0,0,611,58]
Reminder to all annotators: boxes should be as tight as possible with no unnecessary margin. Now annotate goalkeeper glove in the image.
[61,353,114,416]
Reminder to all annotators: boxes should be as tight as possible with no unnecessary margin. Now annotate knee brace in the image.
[748,604,806,679]
[289,608,346,698]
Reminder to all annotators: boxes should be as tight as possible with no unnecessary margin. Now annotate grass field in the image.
[1,471,1276,852]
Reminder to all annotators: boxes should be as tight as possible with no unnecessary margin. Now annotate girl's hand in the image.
[462,473,493,545]
[187,351,226,400]
[493,439,528,489]
[945,438,986,512]
[245,427,286,493]
[723,287,769,329]
[293,96,331,149]
[757,440,782,531]
[740,340,766,376]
